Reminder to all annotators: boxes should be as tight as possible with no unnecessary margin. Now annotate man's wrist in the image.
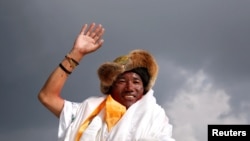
[59,56,78,75]
[65,54,79,68]
[68,49,85,62]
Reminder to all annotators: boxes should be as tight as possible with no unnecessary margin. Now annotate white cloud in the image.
[161,66,248,141]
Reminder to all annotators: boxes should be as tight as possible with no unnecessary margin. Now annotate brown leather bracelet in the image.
[65,54,79,67]
[59,63,72,75]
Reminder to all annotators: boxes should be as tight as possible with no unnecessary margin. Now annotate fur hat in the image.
[97,49,159,94]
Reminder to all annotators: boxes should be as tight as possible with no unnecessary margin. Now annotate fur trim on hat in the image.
[97,49,158,94]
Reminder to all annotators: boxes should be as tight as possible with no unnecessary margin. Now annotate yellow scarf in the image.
[75,95,126,141]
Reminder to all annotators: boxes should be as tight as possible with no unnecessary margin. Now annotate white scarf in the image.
[59,89,175,141]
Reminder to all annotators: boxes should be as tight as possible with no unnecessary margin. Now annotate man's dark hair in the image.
[130,67,150,94]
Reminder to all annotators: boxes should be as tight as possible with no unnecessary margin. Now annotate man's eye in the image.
[117,79,125,83]
[133,81,140,84]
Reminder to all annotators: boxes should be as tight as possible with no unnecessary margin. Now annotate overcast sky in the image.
[1,0,250,141]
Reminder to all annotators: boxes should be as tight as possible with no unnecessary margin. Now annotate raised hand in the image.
[38,23,105,118]
[71,23,105,56]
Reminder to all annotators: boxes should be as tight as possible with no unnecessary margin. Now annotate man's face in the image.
[110,71,144,109]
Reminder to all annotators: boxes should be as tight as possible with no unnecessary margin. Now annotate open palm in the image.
[73,23,105,55]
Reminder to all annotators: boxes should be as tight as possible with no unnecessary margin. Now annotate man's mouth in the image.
[123,95,135,100]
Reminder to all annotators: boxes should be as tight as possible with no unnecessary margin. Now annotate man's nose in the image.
[125,81,133,91]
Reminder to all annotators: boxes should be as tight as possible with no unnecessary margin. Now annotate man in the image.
[38,23,175,141]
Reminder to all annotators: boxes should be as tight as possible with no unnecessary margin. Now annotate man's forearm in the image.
[38,56,78,117]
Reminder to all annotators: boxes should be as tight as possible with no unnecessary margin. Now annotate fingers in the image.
[79,23,95,35]
[79,24,88,34]
[85,23,96,36]
[79,22,105,48]
[90,24,102,38]
[95,39,104,49]
[94,26,105,42]
[80,23,104,38]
